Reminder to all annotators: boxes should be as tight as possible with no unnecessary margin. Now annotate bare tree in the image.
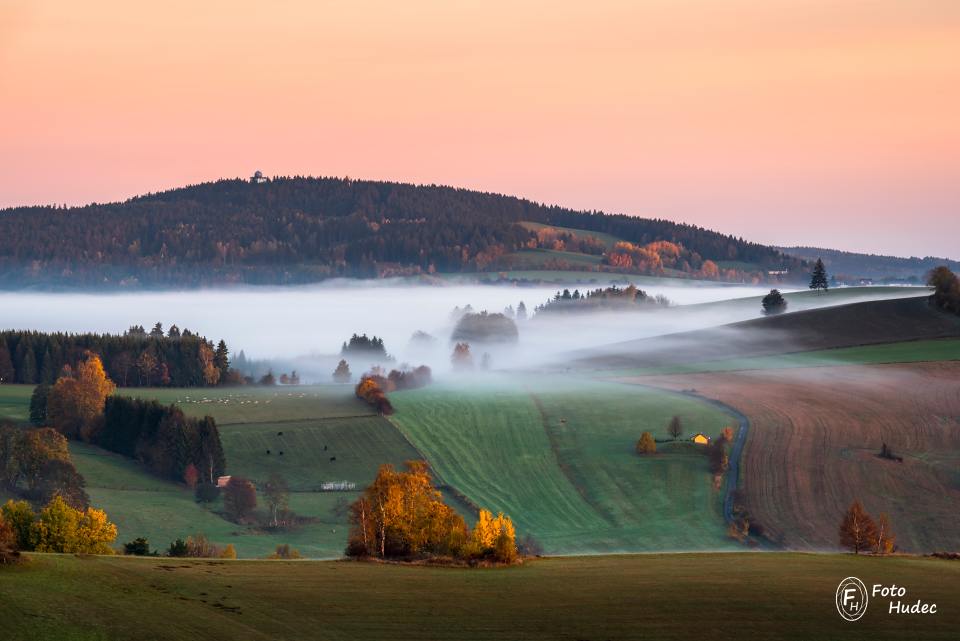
[668,416,683,440]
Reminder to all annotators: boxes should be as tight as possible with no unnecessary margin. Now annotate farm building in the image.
[216,475,232,488]
[690,433,710,445]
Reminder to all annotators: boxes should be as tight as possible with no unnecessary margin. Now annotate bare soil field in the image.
[621,362,960,552]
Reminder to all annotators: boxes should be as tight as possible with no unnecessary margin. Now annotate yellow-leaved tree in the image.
[32,495,117,554]
[471,509,517,562]
[347,461,468,559]
[46,353,116,439]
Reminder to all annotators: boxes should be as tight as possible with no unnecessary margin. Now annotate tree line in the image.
[534,285,671,316]
[30,352,227,490]
[99,396,226,484]
[0,323,234,388]
[0,176,806,288]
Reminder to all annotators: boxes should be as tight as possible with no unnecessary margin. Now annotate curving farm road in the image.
[676,391,750,523]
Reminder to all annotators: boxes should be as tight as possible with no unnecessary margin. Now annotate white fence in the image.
[320,481,357,492]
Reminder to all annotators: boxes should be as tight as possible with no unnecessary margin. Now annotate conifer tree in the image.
[516,301,527,321]
[809,258,829,292]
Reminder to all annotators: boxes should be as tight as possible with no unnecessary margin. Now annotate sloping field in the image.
[3,553,959,641]
[606,337,960,376]
[59,387,423,558]
[70,442,354,558]
[580,296,960,370]
[519,221,624,248]
[623,362,960,551]
[128,385,370,423]
[680,285,926,315]
[506,248,604,268]
[218,416,420,490]
[390,378,738,553]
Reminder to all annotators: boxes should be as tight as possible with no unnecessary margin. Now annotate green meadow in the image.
[390,377,738,553]
[2,552,958,641]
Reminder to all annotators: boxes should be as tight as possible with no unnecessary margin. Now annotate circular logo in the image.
[836,576,869,621]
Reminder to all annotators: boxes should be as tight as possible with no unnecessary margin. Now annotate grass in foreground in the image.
[1,553,958,641]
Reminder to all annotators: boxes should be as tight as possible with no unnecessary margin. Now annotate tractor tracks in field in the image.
[527,391,619,526]
[384,416,483,516]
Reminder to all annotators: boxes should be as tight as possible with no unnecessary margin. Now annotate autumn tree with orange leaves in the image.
[839,500,879,554]
[347,461,517,563]
[46,353,116,439]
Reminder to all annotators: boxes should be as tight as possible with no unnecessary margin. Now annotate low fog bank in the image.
[0,280,929,383]
[572,293,949,372]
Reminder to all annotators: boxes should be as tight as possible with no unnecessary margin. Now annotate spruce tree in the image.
[516,301,527,321]
[809,258,829,292]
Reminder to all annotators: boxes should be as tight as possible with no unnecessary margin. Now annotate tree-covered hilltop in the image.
[778,246,960,282]
[533,285,671,316]
[0,176,804,288]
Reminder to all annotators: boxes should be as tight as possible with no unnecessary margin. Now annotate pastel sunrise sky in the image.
[2,0,958,258]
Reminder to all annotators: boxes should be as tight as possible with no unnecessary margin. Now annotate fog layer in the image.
[0,280,924,381]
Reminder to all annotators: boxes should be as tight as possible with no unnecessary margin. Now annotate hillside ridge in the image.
[577,295,960,369]
[0,176,801,288]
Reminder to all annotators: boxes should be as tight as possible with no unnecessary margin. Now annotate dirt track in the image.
[621,362,960,551]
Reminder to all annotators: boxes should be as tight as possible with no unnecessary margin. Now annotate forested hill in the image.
[778,246,960,282]
[0,176,804,288]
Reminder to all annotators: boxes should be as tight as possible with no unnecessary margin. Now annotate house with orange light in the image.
[690,433,710,445]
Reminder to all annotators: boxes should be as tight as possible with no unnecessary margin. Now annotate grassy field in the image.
[390,377,738,553]
[70,440,356,559]
[2,553,958,640]
[0,385,426,558]
[519,220,625,248]
[217,416,420,490]
[505,248,604,268]
[0,384,32,422]
[684,285,926,315]
[605,338,960,376]
[124,385,370,424]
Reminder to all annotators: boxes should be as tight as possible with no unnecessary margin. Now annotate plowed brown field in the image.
[621,362,960,551]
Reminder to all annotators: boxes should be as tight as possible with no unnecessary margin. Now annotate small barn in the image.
[216,475,232,488]
[690,433,710,445]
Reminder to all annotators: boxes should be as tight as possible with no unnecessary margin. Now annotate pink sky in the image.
[2,1,958,259]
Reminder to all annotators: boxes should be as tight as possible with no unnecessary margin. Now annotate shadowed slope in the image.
[577,296,960,370]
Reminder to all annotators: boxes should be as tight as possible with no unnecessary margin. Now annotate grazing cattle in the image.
[266,450,271,454]
[329,456,336,462]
